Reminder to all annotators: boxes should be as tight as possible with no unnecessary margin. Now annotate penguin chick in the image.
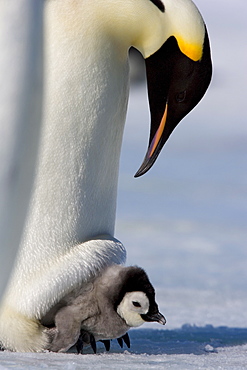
[43,265,166,353]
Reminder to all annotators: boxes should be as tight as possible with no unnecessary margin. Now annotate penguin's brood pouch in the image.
[42,265,166,353]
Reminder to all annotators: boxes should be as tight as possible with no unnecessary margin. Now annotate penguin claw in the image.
[90,333,97,354]
[117,337,123,348]
[117,332,130,349]
[76,331,97,354]
[122,332,130,348]
[76,331,130,354]
[76,335,84,354]
[100,340,111,351]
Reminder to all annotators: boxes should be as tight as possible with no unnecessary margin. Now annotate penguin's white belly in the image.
[0,3,128,352]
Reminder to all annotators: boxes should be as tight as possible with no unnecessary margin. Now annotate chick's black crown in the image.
[113,266,158,315]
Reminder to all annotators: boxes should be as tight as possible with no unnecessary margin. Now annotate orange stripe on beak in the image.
[148,103,168,158]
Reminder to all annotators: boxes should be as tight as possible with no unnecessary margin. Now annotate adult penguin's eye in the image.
[132,301,141,307]
[176,90,186,102]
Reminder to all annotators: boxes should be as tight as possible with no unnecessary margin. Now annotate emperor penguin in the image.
[43,265,166,353]
[0,0,212,352]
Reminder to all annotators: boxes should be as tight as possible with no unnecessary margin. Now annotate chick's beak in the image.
[141,311,166,325]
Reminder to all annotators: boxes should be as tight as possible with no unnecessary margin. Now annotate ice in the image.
[1,340,247,370]
[1,0,247,368]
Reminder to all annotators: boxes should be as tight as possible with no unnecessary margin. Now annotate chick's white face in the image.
[117,291,149,327]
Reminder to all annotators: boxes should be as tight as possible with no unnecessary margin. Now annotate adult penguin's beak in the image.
[135,26,212,177]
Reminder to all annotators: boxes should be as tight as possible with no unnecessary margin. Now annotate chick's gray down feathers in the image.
[42,265,165,353]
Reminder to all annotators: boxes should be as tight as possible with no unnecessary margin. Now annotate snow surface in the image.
[1,0,247,368]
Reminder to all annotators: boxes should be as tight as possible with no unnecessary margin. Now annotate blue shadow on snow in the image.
[79,325,247,355]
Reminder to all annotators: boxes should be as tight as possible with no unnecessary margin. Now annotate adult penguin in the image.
[0,0,212,352]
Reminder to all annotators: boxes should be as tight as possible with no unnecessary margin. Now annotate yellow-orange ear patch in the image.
[175,35,203,61]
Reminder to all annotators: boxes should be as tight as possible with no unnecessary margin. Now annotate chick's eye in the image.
[132,301,141,307]
[176,90,186,103]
